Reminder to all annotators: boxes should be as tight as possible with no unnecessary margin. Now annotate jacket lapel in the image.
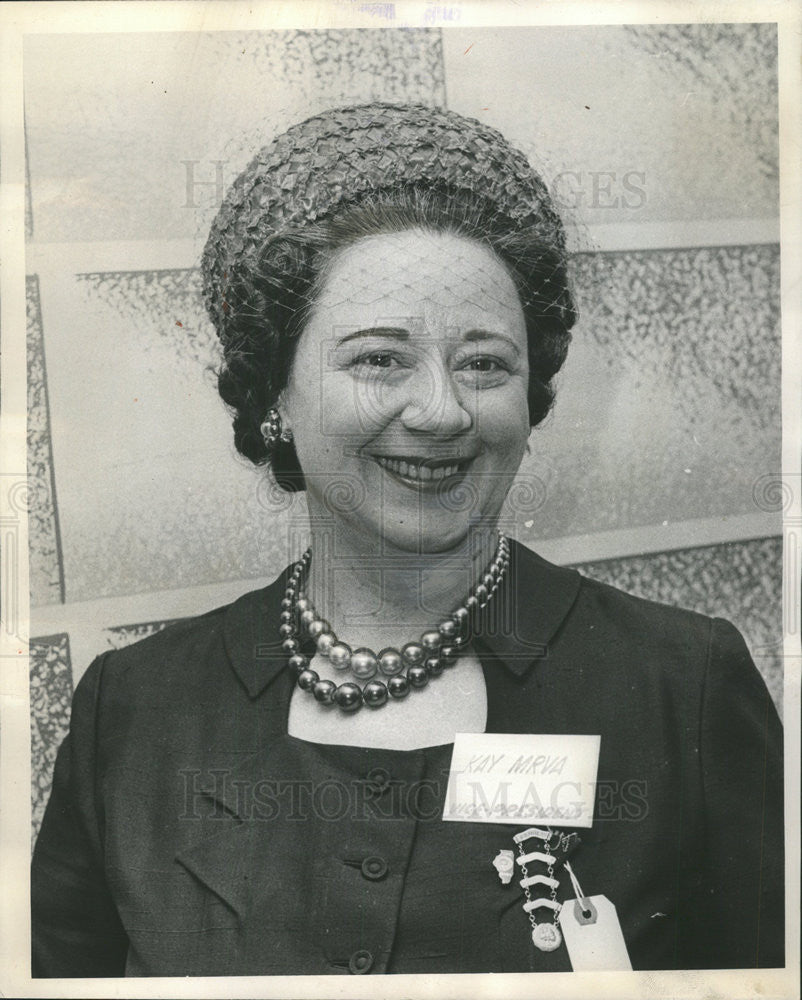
[474,539,582,676]
[174,818,254,917]
[222,566,293,699]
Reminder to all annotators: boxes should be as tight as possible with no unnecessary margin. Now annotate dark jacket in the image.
[31,540,784,976]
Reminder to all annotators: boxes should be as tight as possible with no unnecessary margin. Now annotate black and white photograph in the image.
[0,1,798,996]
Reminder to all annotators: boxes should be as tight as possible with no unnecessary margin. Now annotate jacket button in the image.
[348,949,374,974]
[361,855,388,881]
[365,767,391,794]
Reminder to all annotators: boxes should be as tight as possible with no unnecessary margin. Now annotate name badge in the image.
[442,733,600,827]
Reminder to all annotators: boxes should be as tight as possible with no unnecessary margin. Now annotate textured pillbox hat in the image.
[201,102,569,334]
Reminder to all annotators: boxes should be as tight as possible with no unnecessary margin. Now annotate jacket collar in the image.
[223,538,582,699]
[471,538,581,674]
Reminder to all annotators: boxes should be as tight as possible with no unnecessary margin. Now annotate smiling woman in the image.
[283,229,531,747]
[31,103,783,977]
[286,232,529,551]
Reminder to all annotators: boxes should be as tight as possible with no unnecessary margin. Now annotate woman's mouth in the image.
[374,455,469,486]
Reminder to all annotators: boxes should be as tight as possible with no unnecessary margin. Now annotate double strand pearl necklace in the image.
[278,533,510,712]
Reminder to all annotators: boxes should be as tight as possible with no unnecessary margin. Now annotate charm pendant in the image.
[492,850,515,884]
[532,922,563,952]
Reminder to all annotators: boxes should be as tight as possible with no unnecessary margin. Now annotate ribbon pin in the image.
[523,898,562,914]
[512,827,551,844]
[519,874,559,890]
[516,850,557,867]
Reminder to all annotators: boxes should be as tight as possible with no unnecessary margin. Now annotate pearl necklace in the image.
[279,533,510,712]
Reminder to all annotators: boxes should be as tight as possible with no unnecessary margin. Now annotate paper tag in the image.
[442,733,600,827]
[559,895,632,970]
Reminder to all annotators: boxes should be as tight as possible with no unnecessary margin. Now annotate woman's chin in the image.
[376,517,477,555]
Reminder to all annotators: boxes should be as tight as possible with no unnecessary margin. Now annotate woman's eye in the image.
[354,351,398,369]
[464,357,503,373]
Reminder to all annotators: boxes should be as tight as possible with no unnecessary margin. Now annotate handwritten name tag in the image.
[443,733,601,827]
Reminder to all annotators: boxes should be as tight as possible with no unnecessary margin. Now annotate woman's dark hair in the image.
[216,183,576,491]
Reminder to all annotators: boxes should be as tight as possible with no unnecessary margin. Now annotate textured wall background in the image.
[522,244,781,542]
[24,29,446,244]
[25,25,783,840]
[442,23,777,228]
[26,276,63,605]
[30,633,72,846]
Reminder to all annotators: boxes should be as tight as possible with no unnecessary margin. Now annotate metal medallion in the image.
[532,922,563,952]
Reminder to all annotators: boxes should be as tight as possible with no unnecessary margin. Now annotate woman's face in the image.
[281,228,530,553]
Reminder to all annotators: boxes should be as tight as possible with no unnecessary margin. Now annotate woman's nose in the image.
[399,359,472,435]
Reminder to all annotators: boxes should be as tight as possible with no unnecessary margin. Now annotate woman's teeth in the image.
[376,456,461,481]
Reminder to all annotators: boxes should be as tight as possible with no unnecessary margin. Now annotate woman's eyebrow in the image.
[335,326,522,354]
[336,326,409,345]
[463,329,522,355]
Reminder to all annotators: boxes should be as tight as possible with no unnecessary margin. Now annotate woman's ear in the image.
[274,391,293,442]
[279,420,294,444]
